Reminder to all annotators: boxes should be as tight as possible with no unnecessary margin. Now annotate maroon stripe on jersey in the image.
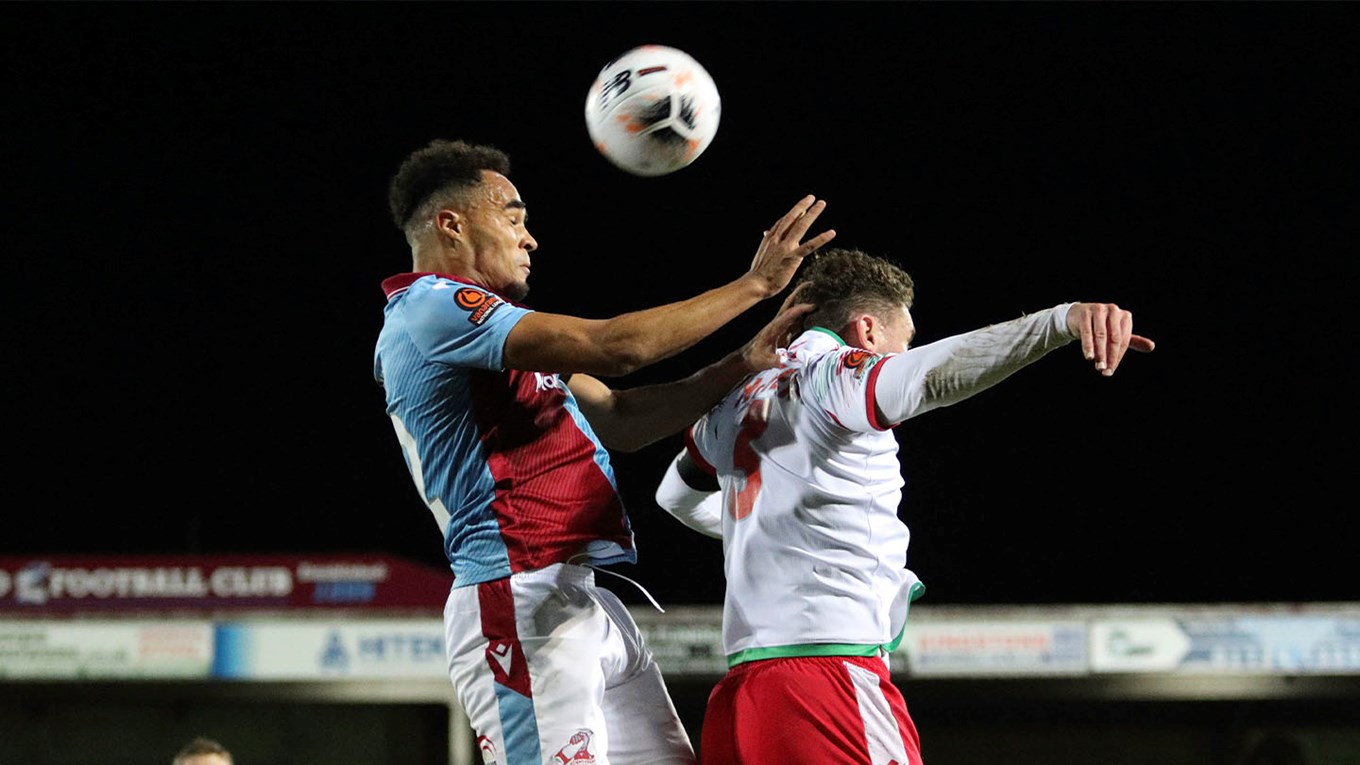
[477,578,532,697]
[469,368,633,573]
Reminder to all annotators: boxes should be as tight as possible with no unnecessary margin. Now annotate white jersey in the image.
[684,305,1075,664]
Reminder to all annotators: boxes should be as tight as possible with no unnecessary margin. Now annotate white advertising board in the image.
[900,619,1088,676]
[1091,615,1360,674]
[0,620,212,679]
[212,619,447,680]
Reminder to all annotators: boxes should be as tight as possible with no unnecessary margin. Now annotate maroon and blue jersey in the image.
[374,273,636,586]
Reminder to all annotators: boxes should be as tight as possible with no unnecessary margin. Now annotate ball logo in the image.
[454,288,503,326]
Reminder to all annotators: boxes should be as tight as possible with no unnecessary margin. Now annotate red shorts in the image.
[700,654,923,765]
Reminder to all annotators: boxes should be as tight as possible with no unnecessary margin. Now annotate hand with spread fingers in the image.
[743,195,837,298]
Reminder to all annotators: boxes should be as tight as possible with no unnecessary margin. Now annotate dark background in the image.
[5,2,1358,609]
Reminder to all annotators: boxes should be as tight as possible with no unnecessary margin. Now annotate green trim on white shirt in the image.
[727,580,926,667]
[807,326,846,344]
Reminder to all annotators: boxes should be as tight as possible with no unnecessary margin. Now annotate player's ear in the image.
[434,208,463,241]
[847,313,875,350]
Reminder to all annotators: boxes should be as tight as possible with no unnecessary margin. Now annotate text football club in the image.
[0,554,451,611]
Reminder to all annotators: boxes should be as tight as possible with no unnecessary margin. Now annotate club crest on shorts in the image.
[454,287,504,325]
[552,729,597,763]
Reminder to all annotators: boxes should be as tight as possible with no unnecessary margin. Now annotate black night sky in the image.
[6,2,1359,610]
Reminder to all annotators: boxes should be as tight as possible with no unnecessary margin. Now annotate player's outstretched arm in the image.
[871,302,1154,426]
[502,196,834,377]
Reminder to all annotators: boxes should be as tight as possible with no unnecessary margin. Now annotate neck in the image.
[412,244,472,281]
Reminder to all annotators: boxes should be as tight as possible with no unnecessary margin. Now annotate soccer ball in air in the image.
[584,45,722,177]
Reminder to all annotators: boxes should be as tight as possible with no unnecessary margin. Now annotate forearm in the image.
[589,351,751,452]
[655,450,724,538]
[877,304,1076,423]
[505,276,770,377]
[591,277,771,375]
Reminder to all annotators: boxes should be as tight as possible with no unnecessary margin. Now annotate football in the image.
[584,45,722,177]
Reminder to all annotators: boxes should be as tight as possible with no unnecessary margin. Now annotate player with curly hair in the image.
[375,138,833,765]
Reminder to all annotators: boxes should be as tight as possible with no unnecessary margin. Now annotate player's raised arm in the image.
[503,196,834,376]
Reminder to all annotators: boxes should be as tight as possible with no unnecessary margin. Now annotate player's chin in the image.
[506,278,530,302]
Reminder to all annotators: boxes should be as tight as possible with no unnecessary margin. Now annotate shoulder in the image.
[803,344,885,382]
[407,278,529,325]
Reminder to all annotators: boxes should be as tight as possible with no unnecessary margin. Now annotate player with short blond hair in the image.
[656,247,1154,764]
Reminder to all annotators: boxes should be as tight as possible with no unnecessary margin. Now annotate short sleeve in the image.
[403,279,532,370]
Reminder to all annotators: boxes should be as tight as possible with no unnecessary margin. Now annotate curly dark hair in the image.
[795,247,915,332]
[387,139,512,233]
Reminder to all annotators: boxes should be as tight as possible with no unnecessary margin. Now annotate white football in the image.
[584,45,722,177]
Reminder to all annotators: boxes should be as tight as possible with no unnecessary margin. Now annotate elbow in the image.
[596,429,654,454]
[597,357,645,378]
[592,343,650,378]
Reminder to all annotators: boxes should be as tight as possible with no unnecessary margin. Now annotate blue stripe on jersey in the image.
[376,276,529,583]
[562,387,619,494]
[375,273,635,586]
[495,683,542,765]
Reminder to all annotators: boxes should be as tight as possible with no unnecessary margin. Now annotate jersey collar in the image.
[380,272,514,302]
[805,326,846,345]
[785,326,846,362]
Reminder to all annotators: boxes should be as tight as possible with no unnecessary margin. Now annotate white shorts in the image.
[444,563,696,765]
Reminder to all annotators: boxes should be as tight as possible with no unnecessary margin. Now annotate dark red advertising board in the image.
[0,554,453,612]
